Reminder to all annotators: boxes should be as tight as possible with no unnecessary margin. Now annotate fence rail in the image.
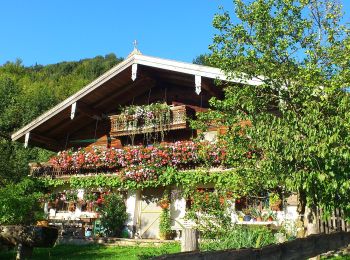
[155,231,350,260]
[317,208,349,233]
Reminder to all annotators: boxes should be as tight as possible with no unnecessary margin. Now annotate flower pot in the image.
[270,199,282,211]
[268,217,274,221]
[270,204,281,211]
[159,232,172,240]
[256,217,262,222]
[36,220,48,227]
[243,215,251,221]
[158,200,169,209]
[68,202,75,212]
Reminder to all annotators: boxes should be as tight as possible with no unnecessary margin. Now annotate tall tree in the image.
[199,0,350,233]
[0,54,123,185]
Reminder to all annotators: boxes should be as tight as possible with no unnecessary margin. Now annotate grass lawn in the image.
[0,243,180,260]
[323,256,350,260]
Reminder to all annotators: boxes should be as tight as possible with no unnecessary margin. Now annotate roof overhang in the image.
[11,53,262,150]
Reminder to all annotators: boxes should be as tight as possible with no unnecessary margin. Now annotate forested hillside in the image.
[0,54,123,185]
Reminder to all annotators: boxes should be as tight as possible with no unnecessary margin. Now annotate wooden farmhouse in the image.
[11,49,298,239]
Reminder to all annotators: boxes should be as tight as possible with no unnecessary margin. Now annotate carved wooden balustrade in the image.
[109,105,193,137]
[29,163,116,178]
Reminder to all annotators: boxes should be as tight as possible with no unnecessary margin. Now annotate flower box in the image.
[109,105,192,137]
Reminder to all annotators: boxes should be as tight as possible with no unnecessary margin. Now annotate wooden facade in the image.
[11,53,240,151]
[12,51,275,240]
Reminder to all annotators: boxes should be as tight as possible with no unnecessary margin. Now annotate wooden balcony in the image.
[109,105,193,137]
[29,163,116,178]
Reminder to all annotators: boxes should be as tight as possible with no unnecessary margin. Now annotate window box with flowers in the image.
[33,140,226,180]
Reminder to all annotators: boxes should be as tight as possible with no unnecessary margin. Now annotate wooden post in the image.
[181,228,198,252]
[16,243,33,260]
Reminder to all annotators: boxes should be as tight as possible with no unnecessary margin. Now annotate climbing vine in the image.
[39,167,269,198]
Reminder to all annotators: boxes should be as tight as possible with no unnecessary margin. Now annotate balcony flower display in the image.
[119,103,171,128]
[112,103,172,141]
[46,141,226,182]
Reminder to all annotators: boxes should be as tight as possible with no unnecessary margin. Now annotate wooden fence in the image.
[317,208,349,233]
[154,231,350,260]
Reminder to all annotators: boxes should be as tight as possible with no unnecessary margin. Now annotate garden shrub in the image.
[100,193,128,236]
[200,225,276,251]
[186,191,233,239]
[0,178,45,225]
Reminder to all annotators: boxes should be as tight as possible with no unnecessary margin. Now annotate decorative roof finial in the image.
[127,40,142,57]
[133,40,138,51]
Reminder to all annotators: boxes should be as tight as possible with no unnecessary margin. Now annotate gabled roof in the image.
[11,51,262,150]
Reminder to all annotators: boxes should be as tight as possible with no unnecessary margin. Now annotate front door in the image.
[139,188,164,239]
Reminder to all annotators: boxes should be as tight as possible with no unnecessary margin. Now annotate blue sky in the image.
[1,0,349,66]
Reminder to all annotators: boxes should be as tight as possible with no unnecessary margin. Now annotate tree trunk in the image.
[305,204,320,236]
[296,190,307,238]
[297,190,320,237]
[181,228,198,252]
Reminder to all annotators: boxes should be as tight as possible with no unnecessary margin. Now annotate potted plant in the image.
[242,207,252,221]
[237,211,244,222]
[85,192,97,202]
[159,199,169,209]
[251,208,262,221]
[158,190,170,209]
[159,207,172,240]
[269,192,282,211]
[65,190,78,202]
[263,210,277,222]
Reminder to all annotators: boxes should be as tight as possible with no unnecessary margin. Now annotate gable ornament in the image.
[195,75,201,95]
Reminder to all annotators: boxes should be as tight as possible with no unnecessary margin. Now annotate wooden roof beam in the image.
[77,102,106,120]
[27,132,62,150]
[201,80,223,99]
[96,77,156,110]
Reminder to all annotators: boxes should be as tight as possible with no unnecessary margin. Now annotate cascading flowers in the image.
[48,141,226,182]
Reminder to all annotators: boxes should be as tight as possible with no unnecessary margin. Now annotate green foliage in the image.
[0,53,122,185]
[159,208,172,237]
[117,102,172,140]
[0,178,45,225]
[186,191,232,237]
[262,210,277,221]
[200,225,276,251]
[269,192,281,206]
[39,167,257,199]
[250,207,262,219]
[99,193,128,236]
[192,54,214,66]
[201,0,350,219]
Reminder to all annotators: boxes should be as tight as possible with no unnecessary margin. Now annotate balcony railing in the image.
[109,105,193,137]
[29,163,117,178]
[29,140,226,178]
